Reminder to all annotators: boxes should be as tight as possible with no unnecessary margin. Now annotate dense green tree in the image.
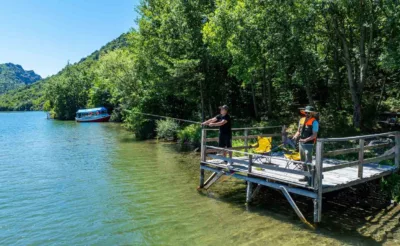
[1,0,400,134]
[90,47,142,120]
[45,63,93,120]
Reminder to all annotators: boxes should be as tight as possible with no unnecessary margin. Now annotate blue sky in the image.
[0,0,140,77]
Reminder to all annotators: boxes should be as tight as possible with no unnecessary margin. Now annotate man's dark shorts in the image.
[219,133,232,148]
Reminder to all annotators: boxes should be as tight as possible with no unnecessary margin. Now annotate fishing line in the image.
[135,112,202,124]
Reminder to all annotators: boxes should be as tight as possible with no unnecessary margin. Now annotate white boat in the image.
[75,107,111,122]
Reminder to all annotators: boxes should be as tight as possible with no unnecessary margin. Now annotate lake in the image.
[0,112,399,245]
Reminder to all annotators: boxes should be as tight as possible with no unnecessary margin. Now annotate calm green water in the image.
[0,112,398,245]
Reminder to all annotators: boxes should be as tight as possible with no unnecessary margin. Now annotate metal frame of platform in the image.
[198,126,400,224]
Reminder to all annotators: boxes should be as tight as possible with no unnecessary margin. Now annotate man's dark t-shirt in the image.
[216,114,232,135]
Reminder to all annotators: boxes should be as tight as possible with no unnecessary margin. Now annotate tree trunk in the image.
[199,80,205,122]
[356,0,373,127]
[303,75,315,107]
[359,12,374,103]
[267,74,272,117]
[262,65,267,109]
[341,32,361,128]
[262,60,268,116]
[358,1,367,105]
[333,38,342,110]
[376,77,386,113]
[208,101,213,118]
[263,61,272,117]
[331,0,376,129]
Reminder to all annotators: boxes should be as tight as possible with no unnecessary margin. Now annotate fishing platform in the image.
[198,126,400,224]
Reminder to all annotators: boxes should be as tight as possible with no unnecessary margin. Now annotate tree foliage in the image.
[1,0,400,135]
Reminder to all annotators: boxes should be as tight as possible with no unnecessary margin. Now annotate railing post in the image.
[201,128,207,162]
[358,139,365,178]
[244,129,249,153]
[313,140,324,223]
[395,132,400,169]
[199,128,207,188]
[248,154,253,173]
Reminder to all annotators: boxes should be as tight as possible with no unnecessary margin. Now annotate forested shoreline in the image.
[1,0,399,138]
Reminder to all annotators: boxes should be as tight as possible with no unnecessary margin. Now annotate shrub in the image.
[123,110,156,140]
[177,124,202,147]
[319,107,359,137]
[135,120,156,140]
[110,107,123,122]
[381,174,400,202]
[156,119,179,140]
[382,97,400,112]
[232,139,246,157]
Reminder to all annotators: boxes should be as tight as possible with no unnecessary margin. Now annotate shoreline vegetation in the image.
[0,1,398,135]
[1,0,400,209]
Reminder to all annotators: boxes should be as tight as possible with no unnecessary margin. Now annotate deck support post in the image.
[199,166,205,188]
[246,155,254,203]
[358,139,365,178]
[313,140,324,223]
[246,181,254,203]
[280,186,312,227]
[246,155,261,204]
[395,133,400,170]
[204,171,225,190]
[248,155,253,173]
[313,198,318,222]
[204,172,217,186]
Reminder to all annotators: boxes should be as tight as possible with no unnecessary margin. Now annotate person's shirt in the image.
[216,114,231,135]
[312,120,319,132]
[299,117,319,133]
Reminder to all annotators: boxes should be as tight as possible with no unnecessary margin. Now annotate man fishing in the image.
[202,105,232,165]
[292,106,319,182]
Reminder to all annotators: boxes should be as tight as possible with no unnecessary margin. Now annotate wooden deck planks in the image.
[204,155,396,192]
[201,129,399,224]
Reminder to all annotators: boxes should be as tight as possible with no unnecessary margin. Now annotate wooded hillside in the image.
[0,34,128,111]
[0,63,41,94]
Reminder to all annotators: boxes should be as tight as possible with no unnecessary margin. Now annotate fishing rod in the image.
[135,112,202,124]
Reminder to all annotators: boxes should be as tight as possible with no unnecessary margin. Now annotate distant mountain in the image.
[0,33,129,111]
[0,63,41,94]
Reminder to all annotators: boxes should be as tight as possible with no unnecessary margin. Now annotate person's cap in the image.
[304,105,316,113]
[219,105,229,111]
[299,105,316,115]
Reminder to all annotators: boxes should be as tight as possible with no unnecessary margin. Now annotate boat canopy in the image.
[76,107,107,114]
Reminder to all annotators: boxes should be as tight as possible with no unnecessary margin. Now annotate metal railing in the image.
[317,132,399,176]
[201,128,400,189]
[199,127,400,223]
[200,126,283,160]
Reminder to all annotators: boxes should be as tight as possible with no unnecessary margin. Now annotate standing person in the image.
[292,106,319,182]
[202,105,232,165]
